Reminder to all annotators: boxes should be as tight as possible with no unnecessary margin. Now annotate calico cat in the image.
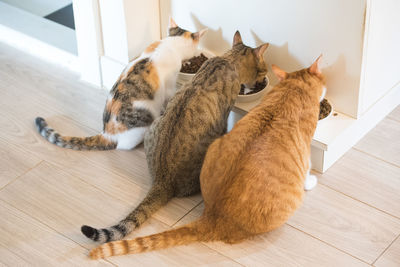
[34,18,207,150]
[88,55,326,259]
[81,31,269,244]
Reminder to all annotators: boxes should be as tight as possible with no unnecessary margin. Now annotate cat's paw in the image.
[304,174,317,191]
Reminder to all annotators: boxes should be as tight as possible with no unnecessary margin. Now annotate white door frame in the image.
[0,0,161,89]
[72,0,104,87]
[74,0,161,89]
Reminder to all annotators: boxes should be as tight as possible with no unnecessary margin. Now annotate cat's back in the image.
[145,56,239,180]
[152,56,237,132]
[191,57,237,89]
[201,84,308,203]
[201,100,306,234]
[236,85,311,170]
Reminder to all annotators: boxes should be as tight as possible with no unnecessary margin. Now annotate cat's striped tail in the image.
[81,183,173,243]
[35,117,117,150]
[89,220,208,259]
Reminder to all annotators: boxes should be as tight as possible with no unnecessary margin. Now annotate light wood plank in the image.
[0,138,41,189]
[387,105,400,122]
[375,235,400,267]
[0,161,239,266]
[180,181,400,264]
[0,46,202,227]
[209,225,370,267]
[0,43,106,133]
[0,199,112,267]
[354,118,400,167]
[0,110,201,227]
[318,149,400,218]
[175,203,368,267]
[0,78,143,190]
[288,184,400,263]
[0,159,198,247]
[0,161,136,248]
[106,218,241,267]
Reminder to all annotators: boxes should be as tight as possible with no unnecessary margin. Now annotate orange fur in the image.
[88,135,114,147]
[143,62,160,91]
[126,65,136,77]
[104,120,127,135]
[105,100,112,111]
[88,56,326,259]
[122,61,159,91]
[199,58,326,242]
[117,83,127,93]
[63,135,115,148]
[110,100,122,115]
[144,41,161,53]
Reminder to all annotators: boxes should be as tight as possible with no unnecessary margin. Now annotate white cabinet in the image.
[359,0,400,115]
[97,0,160,88]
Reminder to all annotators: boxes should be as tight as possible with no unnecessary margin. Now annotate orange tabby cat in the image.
[89,56,326,259]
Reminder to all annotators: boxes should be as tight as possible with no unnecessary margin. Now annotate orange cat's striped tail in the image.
[35,117,117,150]
[89,220,208,259]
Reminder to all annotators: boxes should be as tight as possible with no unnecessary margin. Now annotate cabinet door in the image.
[360,0,400,114]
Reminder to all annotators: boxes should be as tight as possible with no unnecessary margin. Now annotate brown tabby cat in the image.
[88,55,326,259]
[35,18,206,150]
[81,31,269,244]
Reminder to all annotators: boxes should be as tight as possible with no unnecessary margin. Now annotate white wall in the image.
[160,0,367,118]
[123,0,160,61]
[98,0,160,88]
[359,0,400,114]
[73,0,103,86]
[99,0,129,63]
[99,0,160,63]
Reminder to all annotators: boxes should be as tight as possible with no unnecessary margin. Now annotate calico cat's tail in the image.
[35,117,117,150]
[89,219,209,259]
[81,183,173,243]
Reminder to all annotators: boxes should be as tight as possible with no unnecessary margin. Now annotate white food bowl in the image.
[318,99,334,123]
[176,50,215,89]
[236,75,269,103]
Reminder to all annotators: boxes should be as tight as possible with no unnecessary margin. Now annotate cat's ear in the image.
[192,28,208,41]
[309,54,323,75]
[233,30,243,46]
[253,43,269,59]
[168,17,178,29]
[271,64,287,81]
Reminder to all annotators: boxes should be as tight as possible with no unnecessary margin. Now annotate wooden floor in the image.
[0,42,399,267]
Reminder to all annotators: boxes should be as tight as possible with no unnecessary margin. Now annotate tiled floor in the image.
[0,42,399,266]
